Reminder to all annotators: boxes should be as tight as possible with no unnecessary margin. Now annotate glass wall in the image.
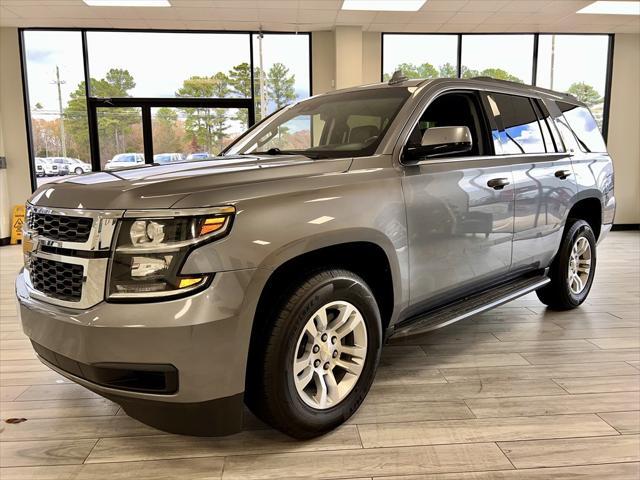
[383,33,612,132]
[252,33,311,120]
[21,29,311,189]
[382,34,458,81]
[536,34,610,128]
[461,35,534,84]
[23,31,92,187]
[86,32,251,99]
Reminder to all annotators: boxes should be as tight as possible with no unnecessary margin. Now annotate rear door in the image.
[485,92,577,271]
[401,90,515,311]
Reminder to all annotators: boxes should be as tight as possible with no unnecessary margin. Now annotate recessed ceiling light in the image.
[577,1,640,15]
[83,0,171,6]
[342,0,427,12]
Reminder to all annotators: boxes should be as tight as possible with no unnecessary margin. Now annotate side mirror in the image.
[404,126,473,162]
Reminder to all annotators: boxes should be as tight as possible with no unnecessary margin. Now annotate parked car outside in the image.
[18,77,614,440]
[35,157,59,176]
[154,153,185,164]
[34,158,46,177]
[59,157,92,175]
[104,153,145,171]
[186,152,210,161]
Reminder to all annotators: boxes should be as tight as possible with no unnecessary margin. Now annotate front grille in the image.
[29,257,84,302]
[27,211,93,242]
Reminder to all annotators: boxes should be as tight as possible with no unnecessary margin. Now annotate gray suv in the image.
[17,77,615,439]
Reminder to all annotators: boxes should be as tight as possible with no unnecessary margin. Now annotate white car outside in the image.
[104,153,145,171]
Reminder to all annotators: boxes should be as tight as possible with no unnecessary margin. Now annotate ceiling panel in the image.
[0,0,637,33]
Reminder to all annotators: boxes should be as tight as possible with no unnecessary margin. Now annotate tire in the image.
[536,219,597,310]
[246,269,382,439]
[75,168,83,175]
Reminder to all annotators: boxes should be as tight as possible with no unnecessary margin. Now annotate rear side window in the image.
[556,102,607,153]
[486,93,548,154]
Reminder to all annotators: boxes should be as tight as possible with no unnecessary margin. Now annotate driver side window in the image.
[407,91,489,159]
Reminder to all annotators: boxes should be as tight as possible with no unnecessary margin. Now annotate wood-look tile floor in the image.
[1,231,639,479]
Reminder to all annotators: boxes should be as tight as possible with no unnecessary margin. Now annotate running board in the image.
[390,274,550,339]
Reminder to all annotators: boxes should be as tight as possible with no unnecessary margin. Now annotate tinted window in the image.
[556,102,607,153]
[487,93,547,154]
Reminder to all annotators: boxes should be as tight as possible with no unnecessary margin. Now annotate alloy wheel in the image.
[292,301,368,410]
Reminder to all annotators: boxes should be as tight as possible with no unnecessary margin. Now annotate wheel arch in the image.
[566,194,603,240]
[245,239,397,391]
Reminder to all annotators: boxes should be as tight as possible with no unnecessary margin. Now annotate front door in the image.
[402,90,515,310]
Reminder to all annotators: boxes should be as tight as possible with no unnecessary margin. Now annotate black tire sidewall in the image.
[273,273,381,433]
[556,220,597,307]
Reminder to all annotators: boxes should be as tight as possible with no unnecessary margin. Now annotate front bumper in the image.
[16,267,268,436]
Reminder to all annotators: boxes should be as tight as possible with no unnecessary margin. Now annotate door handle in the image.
[555,169,573,180]
[487,177,510,190]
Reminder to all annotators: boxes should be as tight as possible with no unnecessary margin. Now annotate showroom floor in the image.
[0,232,638,479]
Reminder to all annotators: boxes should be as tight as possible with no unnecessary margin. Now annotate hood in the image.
[29,155,352,210]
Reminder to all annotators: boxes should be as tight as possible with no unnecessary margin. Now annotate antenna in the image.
[388,70,408,85]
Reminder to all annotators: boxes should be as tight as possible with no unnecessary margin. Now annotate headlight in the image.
[107,206,234,299]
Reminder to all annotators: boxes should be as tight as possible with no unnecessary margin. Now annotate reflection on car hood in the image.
[29,155,352,210]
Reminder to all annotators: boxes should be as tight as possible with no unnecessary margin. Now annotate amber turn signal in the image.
[178,277,206,289]
[199,217,226,236]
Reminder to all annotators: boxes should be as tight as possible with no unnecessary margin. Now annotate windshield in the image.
[225,87,412,159]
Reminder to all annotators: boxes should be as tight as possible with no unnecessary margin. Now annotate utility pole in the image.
[52,65,67,157]
[258,32,267,120]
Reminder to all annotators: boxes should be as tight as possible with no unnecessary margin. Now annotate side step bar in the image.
[390,274,550,339]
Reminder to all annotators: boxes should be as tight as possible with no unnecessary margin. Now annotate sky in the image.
[23,30,310,117]
[383,33,609,96]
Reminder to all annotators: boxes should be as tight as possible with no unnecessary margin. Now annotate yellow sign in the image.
[10,205,25,245]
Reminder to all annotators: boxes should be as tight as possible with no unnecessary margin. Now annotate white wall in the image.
[608,34,640,225]
[0,27,31,216]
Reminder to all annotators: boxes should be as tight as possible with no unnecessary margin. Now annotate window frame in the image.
[381,32,614,142]
[485,91,551,156]
[398,88,499,165]
[19,27,312,192]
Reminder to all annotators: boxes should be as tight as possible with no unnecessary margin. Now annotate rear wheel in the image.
[537,219,596,310]
[246,269,381,439]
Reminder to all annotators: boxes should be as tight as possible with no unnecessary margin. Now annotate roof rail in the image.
[471,76,578,101]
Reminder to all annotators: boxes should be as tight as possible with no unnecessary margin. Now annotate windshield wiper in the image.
[253,147,325,159]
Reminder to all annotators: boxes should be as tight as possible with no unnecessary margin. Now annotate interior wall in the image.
[362,32,381,85]
[312,31,336,95]
[0,27,31,212]
[608,33,640,225]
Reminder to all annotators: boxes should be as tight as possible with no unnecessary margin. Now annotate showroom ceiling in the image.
[0,0,638,33]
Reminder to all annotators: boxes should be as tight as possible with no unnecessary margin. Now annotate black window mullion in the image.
[82,32,101,172]
[141,105,153,164]
[249,33,256,126]
[456,34,462,78]
[532,33,539,85]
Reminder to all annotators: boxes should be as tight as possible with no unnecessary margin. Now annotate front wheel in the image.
[75,167,83,175]
[537,219,597,310]
[246,269,381,439]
